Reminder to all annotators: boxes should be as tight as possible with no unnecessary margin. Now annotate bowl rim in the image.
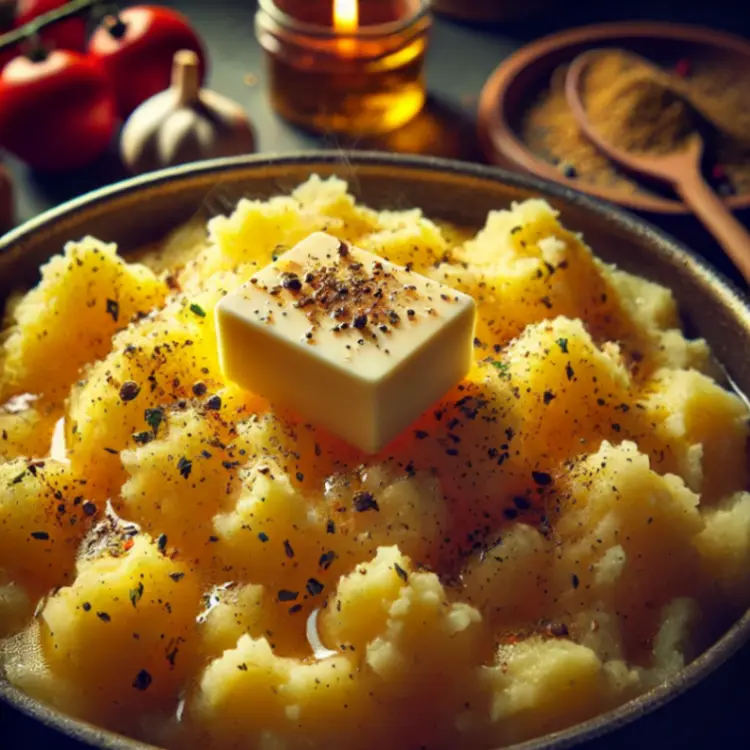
[1,150,749,750]
[477,20,750,215]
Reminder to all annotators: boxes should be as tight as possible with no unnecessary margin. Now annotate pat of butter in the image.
[215,232,476,453]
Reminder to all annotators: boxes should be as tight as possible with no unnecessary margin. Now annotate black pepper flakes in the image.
[82,602,92,612]
[326,520,336,534]
[133,431,154,445]
[97,611,111,622]
[283,540,295,558]
[572,574,580,589]
[566,363,575,381]
[319,550,336,570]
[129,582,144,608]
[157,534,168,552]
[532,471,553,486]
[132,669,152,691]
[30,531,49,541]
[353,491,379,512]
[414,430,429,440]
[145,407,164,436]
[394,563,408,583]
[338,241,350,257]
[192,382,207,397]
[281,273,303,292]
[177,456,192,479]
[206,395,222,411]
[353,313,368,329]
[278,589,299,602]
[306,578,324,596]
[288,604,303,614]
[545,622,569,638]
[106,299,120,322]
[513,496,531,511]
[119,381,141,402]
[543,390,556,405]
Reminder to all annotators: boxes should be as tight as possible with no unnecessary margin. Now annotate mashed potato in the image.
[1,176,749,749]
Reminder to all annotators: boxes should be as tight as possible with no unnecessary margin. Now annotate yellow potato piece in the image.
[40,535,201,727]
[481,637,605,745]
[0,398,61,462]
[1,238,167,400]
[506,316,632,463]
[631,368,749,501]
[0,458,91,594]
[121,407,244,557]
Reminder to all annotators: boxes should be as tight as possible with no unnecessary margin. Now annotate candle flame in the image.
[334,0,359,33]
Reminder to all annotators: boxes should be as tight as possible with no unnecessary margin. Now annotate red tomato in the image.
[0,0,87,70]
[88,6,207,118]
[15,0,87,52]
[0,50,117,171]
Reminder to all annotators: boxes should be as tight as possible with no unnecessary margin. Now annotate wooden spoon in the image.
[565,49,750,284]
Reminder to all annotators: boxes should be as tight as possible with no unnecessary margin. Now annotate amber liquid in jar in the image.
[257,0,431,137]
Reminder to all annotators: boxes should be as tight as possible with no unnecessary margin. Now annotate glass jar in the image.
[255,0,431,136]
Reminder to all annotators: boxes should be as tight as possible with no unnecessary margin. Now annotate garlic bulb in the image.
[120,50,255,174]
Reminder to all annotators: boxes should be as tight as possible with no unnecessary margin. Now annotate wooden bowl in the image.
[478,22,750,215]
[1,152,750,748]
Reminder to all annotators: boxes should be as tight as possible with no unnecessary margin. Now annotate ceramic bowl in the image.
[1,152,749,749]
[477,22,750,216]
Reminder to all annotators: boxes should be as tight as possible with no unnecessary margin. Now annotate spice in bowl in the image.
[521,49,750,198]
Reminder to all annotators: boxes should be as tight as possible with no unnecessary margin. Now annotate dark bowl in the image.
[1,152,749,749]
[477,22,750,216]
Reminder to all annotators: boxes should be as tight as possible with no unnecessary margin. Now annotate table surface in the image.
[3,0,750,747]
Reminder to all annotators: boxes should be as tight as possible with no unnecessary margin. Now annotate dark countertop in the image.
[2,0,750,747]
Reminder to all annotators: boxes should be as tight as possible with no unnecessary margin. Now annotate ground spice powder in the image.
[521,49,750,198]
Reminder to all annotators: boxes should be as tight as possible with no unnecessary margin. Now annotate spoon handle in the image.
[675,172,750,284]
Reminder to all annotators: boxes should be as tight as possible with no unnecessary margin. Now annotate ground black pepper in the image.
[132,669,152,691]
[119,381,141,402]
[394,563,409,583]
[353,491,379,512]
[306,578,324,596]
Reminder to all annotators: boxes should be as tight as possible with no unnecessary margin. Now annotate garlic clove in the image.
[121,49,255,175]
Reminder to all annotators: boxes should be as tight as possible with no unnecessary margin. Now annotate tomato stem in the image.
[0,0,103,53]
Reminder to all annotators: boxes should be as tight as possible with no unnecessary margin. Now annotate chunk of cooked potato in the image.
[40,534,201,728]
[0,458,92,594]
[359,209,449,273]
[694,491,750,605]
[67,306,222,497]
[191,545,485,750]
[121,407,244,557]
[505,317,632,463]
[552,441,704,659]
[628,368,748,501]
[1,238,167,400]
[198,582,267,658]
[0,397,61,462]
[320,546,411,651]
[440,200,628,349]
[461,523,552,629]
[210,463,346,645]
[480,637,606,745]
